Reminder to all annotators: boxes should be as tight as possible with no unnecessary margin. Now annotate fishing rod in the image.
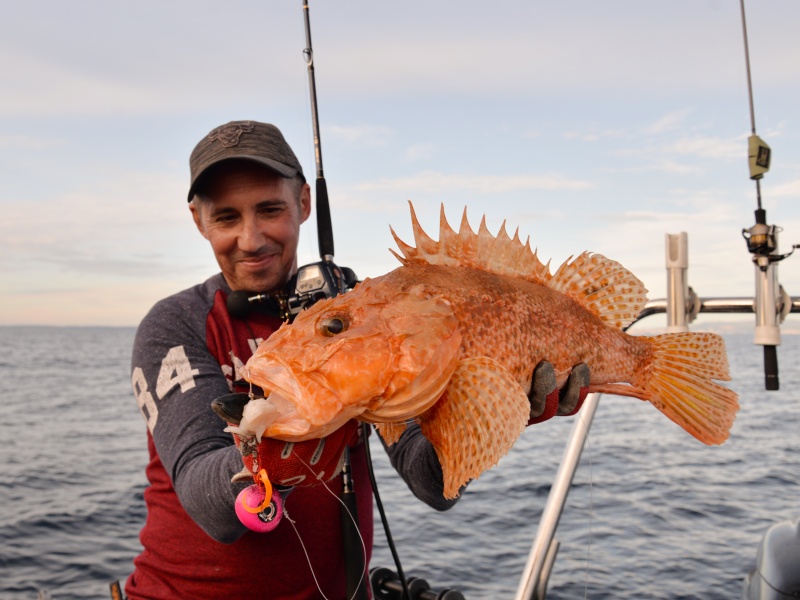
[300,4,410,600]
[302,0,334,263]
[738,0,799,391]
[299,7,463,600]
[300,6,368,600]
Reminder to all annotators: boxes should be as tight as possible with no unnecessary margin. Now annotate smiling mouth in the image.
[238,253,278,269]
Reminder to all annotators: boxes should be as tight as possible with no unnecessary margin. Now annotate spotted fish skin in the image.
[241,203,739,498]
[380,261,651,392]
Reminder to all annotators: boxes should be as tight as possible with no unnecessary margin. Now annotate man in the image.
[127,121,462,600]
[128,120,587,599]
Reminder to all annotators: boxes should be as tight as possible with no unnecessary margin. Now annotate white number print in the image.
[132,367,158,433]
[156,346,200,399]
[131,346,200,432]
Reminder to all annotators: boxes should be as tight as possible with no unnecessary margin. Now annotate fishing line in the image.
[283,507,334,600]
[739,0,766,216]
[289,447,368,600]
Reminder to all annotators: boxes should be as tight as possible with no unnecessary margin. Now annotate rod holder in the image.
[743,208,790,391]
[665,233,698,332]
[753,253,781,346]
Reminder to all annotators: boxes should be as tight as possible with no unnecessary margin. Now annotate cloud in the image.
[643,109,693,135]
[562,129,627,143]
[602,157,705,176]
[352,171,595,194]
[0,49,170,117]
[325,124,394,146]
[661,135,743,160]
[607,131,744,176]
[0,4,306,118]
[0,169,211,281]
[0,133,65,150]
[404,143,437,161]
[768,179,800,197]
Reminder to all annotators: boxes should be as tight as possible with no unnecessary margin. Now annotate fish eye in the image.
[318,314,349,337]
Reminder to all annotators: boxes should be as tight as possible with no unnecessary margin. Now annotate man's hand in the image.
[527,362,590,425]
[212,392,358,487]
[236,421,359,487]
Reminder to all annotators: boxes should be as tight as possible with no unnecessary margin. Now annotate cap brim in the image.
[187,155,301,201]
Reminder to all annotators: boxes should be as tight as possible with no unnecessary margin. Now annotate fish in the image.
[235,202,739,498]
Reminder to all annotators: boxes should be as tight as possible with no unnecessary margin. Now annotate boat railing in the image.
[514,231,800,600]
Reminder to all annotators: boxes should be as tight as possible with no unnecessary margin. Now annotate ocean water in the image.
[1,325,798,599]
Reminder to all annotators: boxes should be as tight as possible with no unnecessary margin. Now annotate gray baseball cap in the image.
[187,120,305,201]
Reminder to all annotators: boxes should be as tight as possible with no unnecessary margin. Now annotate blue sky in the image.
[2,1,799,329]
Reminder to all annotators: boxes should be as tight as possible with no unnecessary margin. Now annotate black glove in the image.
[527,362,590,425]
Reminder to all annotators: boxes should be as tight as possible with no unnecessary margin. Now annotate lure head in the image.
[240,275,462,441]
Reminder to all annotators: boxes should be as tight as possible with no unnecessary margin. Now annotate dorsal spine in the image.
[390,202,649,330]
[390,202,552,285]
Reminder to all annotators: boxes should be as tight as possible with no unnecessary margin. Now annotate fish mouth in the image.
[227,391,310,443]
[225,361,307,441]
[239,358,351,442]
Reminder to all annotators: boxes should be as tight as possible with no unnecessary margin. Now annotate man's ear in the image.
[299,183,312,224]
[189,201,209,240]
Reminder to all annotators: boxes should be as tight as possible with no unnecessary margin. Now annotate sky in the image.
[2,0,800,331]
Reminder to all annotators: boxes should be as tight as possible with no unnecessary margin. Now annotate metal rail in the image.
[636,296,800,322]
[514,391,600,600]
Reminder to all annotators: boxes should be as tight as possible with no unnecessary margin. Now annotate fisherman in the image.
[127,120,589,599]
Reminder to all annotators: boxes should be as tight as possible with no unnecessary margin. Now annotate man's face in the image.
[190,162,311,293]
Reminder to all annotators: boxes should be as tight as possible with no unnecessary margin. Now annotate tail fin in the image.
[634,331,738,445]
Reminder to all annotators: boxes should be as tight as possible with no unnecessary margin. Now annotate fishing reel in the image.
[226,260,358,322]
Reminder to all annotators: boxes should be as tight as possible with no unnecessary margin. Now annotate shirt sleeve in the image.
[131,294,249,543]
[381,423,462,511]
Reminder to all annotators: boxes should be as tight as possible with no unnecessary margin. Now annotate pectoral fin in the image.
[375,421,408,446]
[418,357,530,498]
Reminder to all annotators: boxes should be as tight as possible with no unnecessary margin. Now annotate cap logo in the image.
[207,121,255,148]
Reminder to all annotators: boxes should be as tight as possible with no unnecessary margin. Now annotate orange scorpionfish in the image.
[233,203,738,498]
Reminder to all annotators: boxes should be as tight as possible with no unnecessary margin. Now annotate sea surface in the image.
[1,324,799,599]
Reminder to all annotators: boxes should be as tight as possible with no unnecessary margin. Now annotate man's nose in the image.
[238,215,266,252]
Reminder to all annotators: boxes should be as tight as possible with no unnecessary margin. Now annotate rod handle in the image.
[316,178,334,260]
[764,345,779,390]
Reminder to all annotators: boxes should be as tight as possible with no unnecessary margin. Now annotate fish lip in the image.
[243,355,325,436]
[243,357,301,402]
